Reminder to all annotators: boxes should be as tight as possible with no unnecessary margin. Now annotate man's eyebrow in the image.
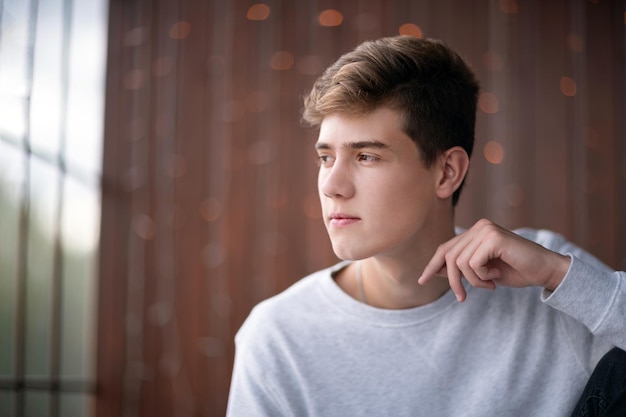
[345,140,390,150]
[314,140,390,150]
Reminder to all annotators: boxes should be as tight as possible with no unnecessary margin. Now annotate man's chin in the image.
[331,244,369,261]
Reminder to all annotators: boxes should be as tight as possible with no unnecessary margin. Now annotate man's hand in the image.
[418,219,571,302]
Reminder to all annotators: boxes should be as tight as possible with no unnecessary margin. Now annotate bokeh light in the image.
[567,34,584,52]
[199,197,222,222]
[505,184,525,207]
[152,56,173,77]
[483,140,505,164]
[270,51,294,70]
[247,4,270,21]
[134,213,156,240]
[482,51,504,71]
[479,92,500,114]
[123,69,145,90]
[499,0,519,14]
[124,27,147,47]
[560,76,577,96]
[398,23,423,38]
[318,9,343,27]
[169,21,190,40]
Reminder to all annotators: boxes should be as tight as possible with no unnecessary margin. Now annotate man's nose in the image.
[319,162,355,199]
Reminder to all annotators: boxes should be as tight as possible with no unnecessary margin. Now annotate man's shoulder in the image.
[512,227,568,249]
[256,266,330,312]
[236,263,344,341]
[469,224,608,270]
[456,225,570,252]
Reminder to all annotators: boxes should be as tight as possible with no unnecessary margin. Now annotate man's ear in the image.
[435,147,470,200]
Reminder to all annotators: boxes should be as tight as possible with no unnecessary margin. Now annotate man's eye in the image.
[358,154,379,163]
[317,155,334,166]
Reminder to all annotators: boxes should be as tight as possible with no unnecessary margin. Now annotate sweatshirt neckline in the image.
[318,261,464,328]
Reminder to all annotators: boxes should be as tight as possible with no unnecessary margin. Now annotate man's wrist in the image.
[544,253,571,292]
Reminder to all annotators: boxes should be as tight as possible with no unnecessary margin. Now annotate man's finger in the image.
[444,258,466,302]
[418,250,447,284]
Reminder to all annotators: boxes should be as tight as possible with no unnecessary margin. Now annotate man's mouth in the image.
[329,213,361,227]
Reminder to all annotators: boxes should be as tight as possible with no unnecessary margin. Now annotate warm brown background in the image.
[98,0,626,416]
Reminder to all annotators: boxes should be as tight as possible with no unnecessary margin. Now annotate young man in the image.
[226,36,626,416]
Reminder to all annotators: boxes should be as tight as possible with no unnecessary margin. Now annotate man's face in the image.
[316,107,441,261]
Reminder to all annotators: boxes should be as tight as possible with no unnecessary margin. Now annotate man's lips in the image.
[328,213,361,227]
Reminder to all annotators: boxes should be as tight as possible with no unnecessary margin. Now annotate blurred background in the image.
[0,0,624,416]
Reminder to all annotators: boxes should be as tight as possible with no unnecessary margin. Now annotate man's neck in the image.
[336,224,457,309]
[358,255,451,309]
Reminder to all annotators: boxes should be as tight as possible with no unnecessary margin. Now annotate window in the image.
[0,0,108,415]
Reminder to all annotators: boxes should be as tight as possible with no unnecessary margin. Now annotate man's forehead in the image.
[315,116,408,152]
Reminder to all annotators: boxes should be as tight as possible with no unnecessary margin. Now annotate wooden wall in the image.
[97,0,626,416]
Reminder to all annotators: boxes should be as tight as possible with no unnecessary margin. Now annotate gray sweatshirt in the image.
[227,229,626,416]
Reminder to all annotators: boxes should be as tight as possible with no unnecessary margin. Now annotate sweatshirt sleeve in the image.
[226,311,288,417]
[226,346,283,417]
[523,229,626,350]
[541,255,626,350]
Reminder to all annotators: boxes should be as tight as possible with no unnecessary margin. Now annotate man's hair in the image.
[302,36,479,206]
